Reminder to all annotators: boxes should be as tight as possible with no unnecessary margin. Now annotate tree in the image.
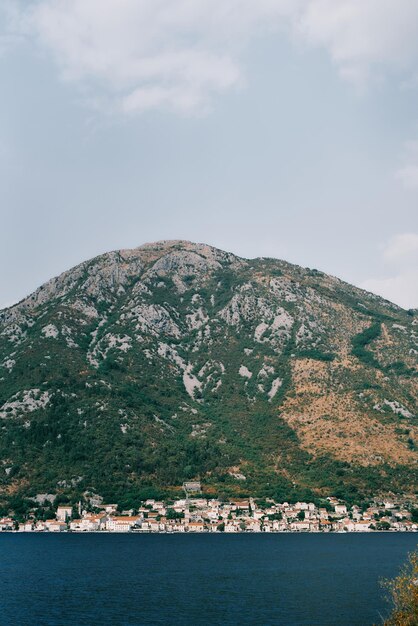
[166,508,184,520]
[297,511,305,521]
[382,550,418,625]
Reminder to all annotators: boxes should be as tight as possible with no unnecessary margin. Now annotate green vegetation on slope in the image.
[0,241,416,514]
[351,322,381,368]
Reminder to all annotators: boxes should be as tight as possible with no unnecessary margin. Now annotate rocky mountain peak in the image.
[0,241,416,507]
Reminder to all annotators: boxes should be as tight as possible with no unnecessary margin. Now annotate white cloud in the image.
[18,0,294,115]
[295,0,418,86]
[6,0,418,114]
[362,270,418,310]
[361,233,418,309]
[395,141,418,189]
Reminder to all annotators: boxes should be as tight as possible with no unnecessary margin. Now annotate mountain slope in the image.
[0,240,417,509]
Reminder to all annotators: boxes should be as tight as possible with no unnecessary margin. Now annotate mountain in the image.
[0,240,417,511]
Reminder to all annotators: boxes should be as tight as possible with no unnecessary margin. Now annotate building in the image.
[0,517,14,531]
[224,522,239,533]
[103,504,118,513]
[187,521,205,532]
[334,504,347,516]
[45,520,67,532]
[354,521,372,532]
[56,506,73,521]
[106,516,140,532]
[69,519,83,531]
[141,519,160,532]
[183,481,201,495]
[70,514,107,531]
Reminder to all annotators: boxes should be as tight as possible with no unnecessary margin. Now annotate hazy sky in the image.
[1,0,417,309]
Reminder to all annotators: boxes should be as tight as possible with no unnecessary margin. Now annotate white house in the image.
[247,520,261,532]
[103,504,118,513]
[334,504,347,516]
[290,521,310,531]
[224,522,239,533]
[106,516,140,532]
[187,521,205,532]
[70,514,107,531]
[45,519,67,532]
[56,506,73,521]
[0,517,14,531]
[145,519,160,532]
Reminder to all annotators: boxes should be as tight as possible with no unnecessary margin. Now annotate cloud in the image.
[18,0,294,115]
[295,0,418,86]
[361,233,418,309]
[361,271,418,310]
[395,141,418,189]
[0,1,26,53]
[6,0,418,114]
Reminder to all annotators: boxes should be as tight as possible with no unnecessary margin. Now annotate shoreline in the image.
[2,529,418,535]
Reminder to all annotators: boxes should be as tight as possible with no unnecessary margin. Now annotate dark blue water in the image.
[0,533,417,626]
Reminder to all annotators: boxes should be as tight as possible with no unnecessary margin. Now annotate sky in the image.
[1,0,417,309]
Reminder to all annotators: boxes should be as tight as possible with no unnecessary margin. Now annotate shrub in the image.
[298,349,336,362]
[351,322,381,367]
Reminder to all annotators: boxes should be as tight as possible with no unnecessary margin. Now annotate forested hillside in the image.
[0,241,416,513]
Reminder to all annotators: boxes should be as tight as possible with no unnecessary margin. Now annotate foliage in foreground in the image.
[382,551,418,626]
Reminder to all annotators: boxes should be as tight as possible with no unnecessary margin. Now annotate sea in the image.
[0,533,417,625]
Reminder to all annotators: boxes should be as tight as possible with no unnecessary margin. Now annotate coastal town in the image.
[1,484,417,533]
